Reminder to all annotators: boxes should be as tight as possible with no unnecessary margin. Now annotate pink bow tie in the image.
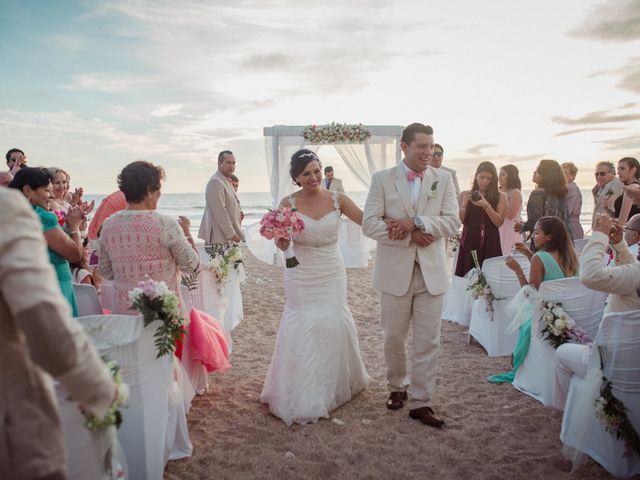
[407,170,424,182]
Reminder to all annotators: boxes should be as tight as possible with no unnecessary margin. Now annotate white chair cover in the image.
[442,270,475,327]
[560,309,640,478]
[514,277,608,406]
[73,283,103,316]
[468,255,530,356]
[77,315,173,480]
[55,384,127,479]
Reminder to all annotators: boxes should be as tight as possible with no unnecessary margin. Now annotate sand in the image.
[164,251,613,480]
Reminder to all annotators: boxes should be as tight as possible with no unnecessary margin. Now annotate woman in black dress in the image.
[455,161,507,276]
[614,157,640,222]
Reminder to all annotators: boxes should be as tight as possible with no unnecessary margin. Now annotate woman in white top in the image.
[498,164,523,255]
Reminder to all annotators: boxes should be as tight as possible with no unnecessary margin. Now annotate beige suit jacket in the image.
[363,164,461,296]
[324,177,345,193]
[440,166,460,199]
[198,170,243,244]
[0,189,114,480]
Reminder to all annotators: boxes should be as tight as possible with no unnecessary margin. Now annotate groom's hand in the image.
[385,218,415,240]
[411,230,434,247]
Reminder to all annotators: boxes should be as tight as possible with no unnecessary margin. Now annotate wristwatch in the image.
[413,215,425,232]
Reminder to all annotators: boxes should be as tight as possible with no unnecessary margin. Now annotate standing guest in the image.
[515,159,571,251]
[430,143,460,199]
[498,164,523,255]
[323,166,345,193]
[99,161,199,314]
[9,167,84,316]
[561,162,584,240]
[0,171,13,187]
[87,190,127,251]
[6,147,27,174]
[591,161,623,226]
[455,161,506,276]
[198,150,243,246]
[228,174,245,223]
[489,216,578,384]
[363,123,461,428]
[553,213,640,410]
[48,167,72,213]
[0,188,116,480]
[623,213,640,258]
[613,157,640,222]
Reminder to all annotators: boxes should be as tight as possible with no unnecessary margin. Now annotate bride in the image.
[261,149,370,425]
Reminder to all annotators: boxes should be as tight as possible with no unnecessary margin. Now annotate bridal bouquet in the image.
[259,207,305,268]
[466,250,504,320]
[129,276,185,358]
[539,300,591,349]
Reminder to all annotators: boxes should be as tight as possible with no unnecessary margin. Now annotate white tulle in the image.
[260,203,370,426]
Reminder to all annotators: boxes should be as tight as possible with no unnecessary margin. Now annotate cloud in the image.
[596,134,640,150]
[569,0,640,42]
[552,109,640,126]
[466,144,498,155]
[150,104,184,117]
[65,73,159,92]
[554,126,624,137]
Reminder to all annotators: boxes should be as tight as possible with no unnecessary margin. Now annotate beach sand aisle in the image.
[165,250,610,479]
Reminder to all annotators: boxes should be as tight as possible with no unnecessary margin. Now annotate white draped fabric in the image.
[333,136,398,189]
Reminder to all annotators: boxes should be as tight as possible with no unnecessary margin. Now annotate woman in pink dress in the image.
[561,162,584,240]
[498,164,523,255]
[98,161,199,313]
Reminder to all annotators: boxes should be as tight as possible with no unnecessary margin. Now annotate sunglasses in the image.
[432,152,443,158]
[595,171,609,177]
[623,226,640,233]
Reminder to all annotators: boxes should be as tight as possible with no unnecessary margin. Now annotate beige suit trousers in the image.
[380,263,443,410]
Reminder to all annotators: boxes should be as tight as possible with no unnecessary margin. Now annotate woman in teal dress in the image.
[9,167,85,316]
[488,216,579,383]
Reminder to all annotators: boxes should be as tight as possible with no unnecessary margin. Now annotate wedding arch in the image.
[263,123,404,206]
[246,123,404,267]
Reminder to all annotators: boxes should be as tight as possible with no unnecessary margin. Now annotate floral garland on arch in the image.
[594,346,640,457]
[129,277,185,358]
[539,300,591,349]
[302,122,371,144]
[466,250,505,320]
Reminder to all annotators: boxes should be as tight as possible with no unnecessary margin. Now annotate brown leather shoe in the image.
[386,391,408,410]
[409,407,445,429]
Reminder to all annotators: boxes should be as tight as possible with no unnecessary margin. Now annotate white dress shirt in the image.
[401,161,422,210]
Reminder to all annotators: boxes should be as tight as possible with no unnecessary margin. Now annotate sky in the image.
[0,0,638,193]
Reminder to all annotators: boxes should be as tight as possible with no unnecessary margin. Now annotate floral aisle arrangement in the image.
[538,300,591,349]
[302,122,371,144]
[259,207,305,268]
[129,276,184,358]
[82,358,129,431]
[466,249,505,320]
[594,347,640,457]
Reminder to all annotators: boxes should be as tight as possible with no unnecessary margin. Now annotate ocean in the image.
[85,189,596,237]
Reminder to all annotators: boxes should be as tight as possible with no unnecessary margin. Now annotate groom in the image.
[363,123,460,428]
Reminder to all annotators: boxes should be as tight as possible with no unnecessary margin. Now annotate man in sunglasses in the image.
[623,213,640,257]
[591,161,622,227]
[429,144,460,200]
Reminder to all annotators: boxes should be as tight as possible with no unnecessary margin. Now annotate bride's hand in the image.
[276,237,290,251]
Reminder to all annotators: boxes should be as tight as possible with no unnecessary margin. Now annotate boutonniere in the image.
[428,181,439,198]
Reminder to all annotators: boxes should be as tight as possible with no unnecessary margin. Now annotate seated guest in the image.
[455,161,506,276]
[561,162,584,240]
[624,213,640,258]
[554,213,640,409]
[614,157,640,222]
[0,188,115,480]
[71,237,102,293]
[98,161,199,314]
[489,216,578,383]
[9,167,84,316]
[498,164,523,254]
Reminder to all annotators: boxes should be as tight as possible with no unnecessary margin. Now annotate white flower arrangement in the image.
[302,122,371,144]
[82,359,129,431]
[539,300,591,349]
[466,250,505,320]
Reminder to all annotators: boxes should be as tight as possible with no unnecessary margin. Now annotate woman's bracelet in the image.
[69,230,81,236]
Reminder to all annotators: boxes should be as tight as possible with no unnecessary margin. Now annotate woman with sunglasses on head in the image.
[515,159,572,251]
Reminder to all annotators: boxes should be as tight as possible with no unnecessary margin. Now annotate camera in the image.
[471,191,482,202]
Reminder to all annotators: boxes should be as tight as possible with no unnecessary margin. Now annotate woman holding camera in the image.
[454,161,506,276]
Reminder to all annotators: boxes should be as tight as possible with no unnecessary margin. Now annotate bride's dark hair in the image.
[290,149,321,186]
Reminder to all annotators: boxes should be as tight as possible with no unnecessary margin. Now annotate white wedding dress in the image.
[261,192,370,425]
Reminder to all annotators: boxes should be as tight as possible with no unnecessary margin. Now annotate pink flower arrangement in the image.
[259,207,305,267]
[52,208,66,227]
